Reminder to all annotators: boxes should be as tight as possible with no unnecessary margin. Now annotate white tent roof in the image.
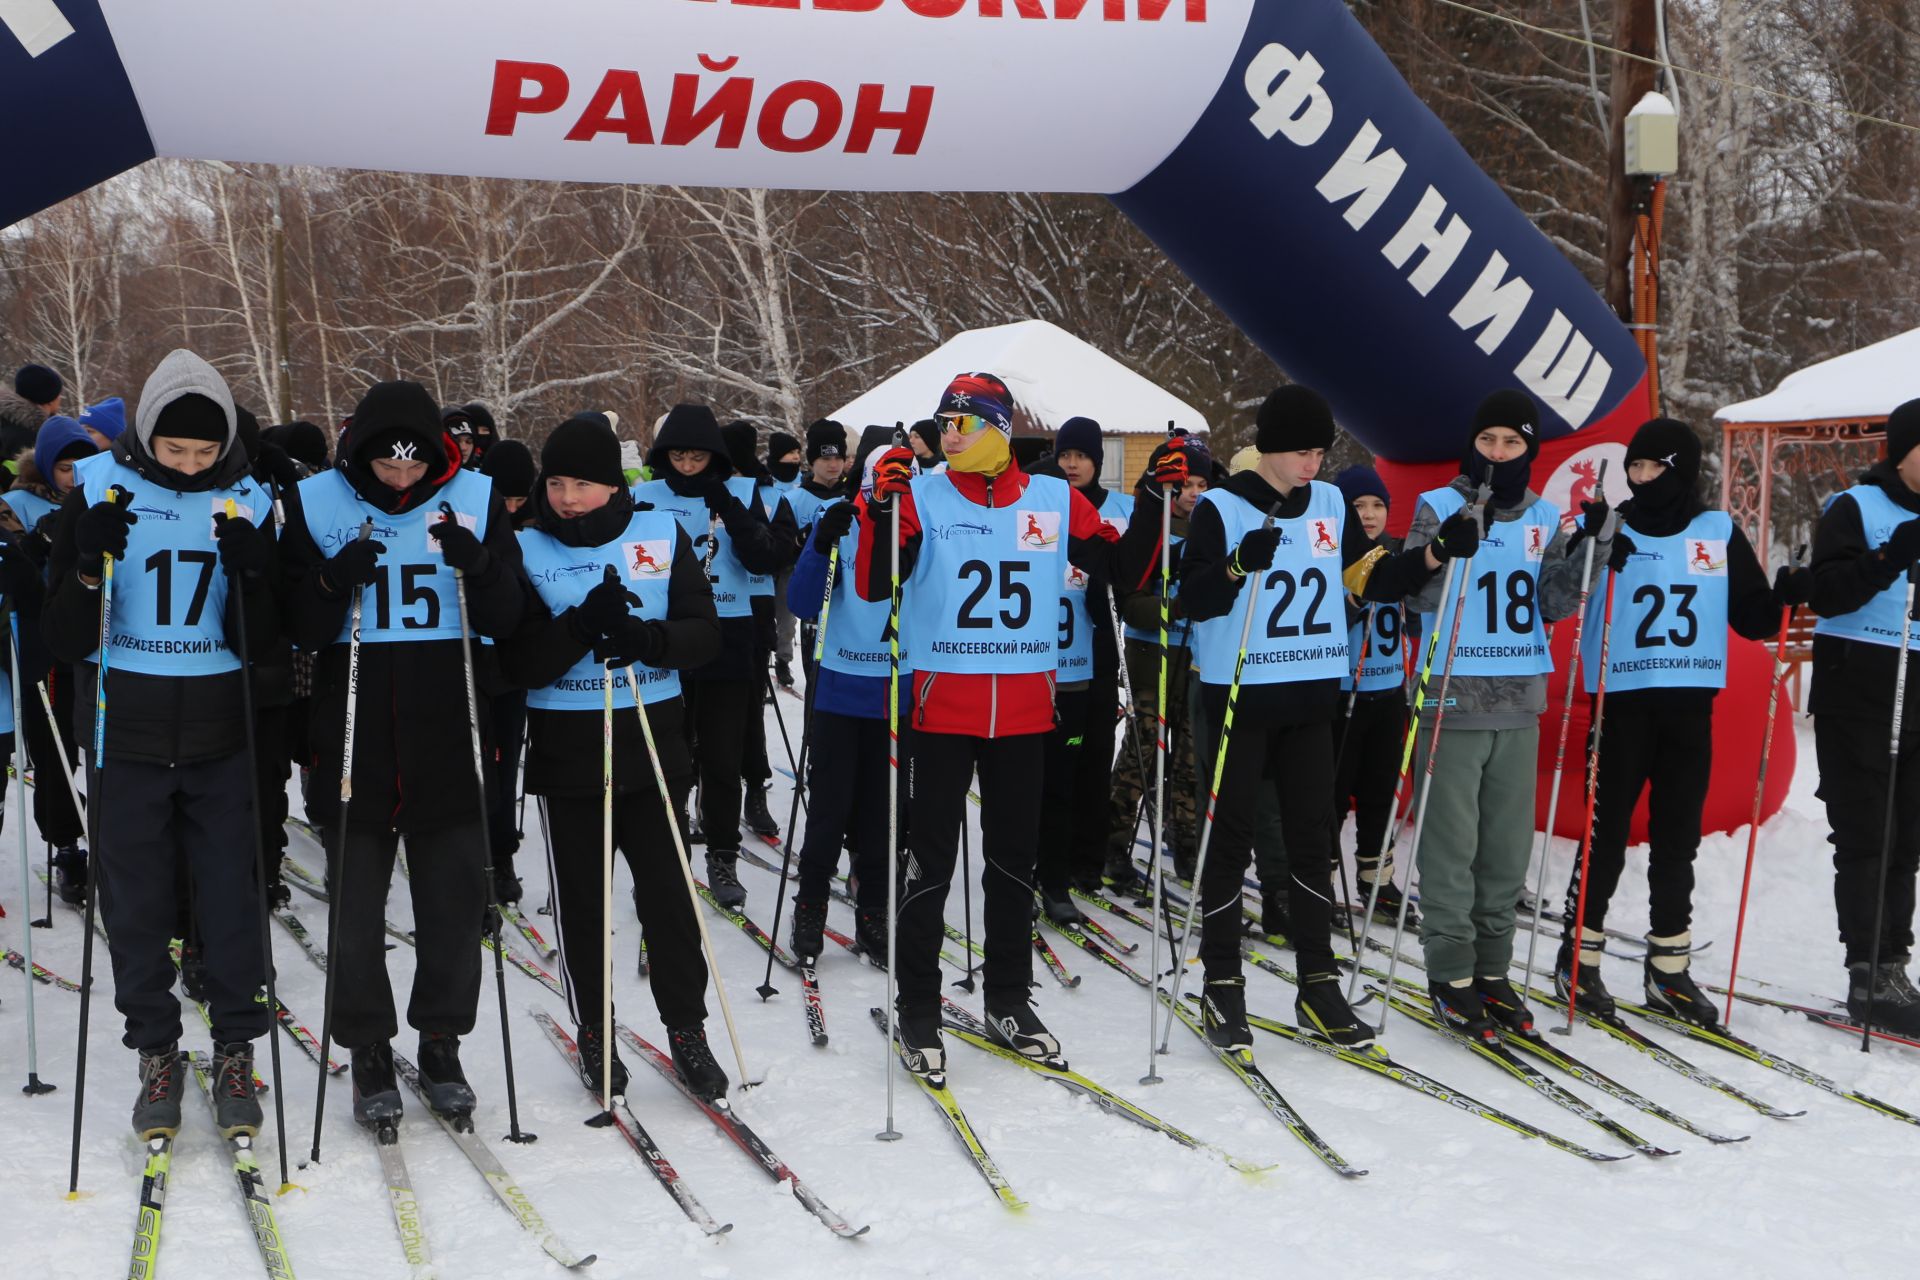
[831,319,1207,437]
[1718,325,1920,424]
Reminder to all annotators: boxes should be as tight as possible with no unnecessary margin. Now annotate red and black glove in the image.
[871,447,915,501]
[1148,441,1191,490]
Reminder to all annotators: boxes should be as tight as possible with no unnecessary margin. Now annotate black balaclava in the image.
[1623,416,1703,534]
[1464,389,1542,508]
[767,429,803,484]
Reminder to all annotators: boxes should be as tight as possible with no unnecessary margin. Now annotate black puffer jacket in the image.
[278,382,528,833]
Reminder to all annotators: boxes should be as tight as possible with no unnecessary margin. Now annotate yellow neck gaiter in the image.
[945,430,1010,476]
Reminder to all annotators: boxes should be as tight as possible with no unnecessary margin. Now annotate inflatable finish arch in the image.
[3,0,1786,833]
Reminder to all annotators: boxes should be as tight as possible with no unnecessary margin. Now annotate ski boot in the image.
[853,906,888,967]
[1553,929,1615,1017]
[52,845,88,906]
[577,1023,630,1102]
[263,877,292,911]
[417,1032,477,1122]
[352,1042,403,1127]
[491,861,523,906]
[790,897,828,962]
[1473,975,1537,1038]
[668,1024,729,1102]
[705,849,747,909]
[1846,959,1920,1037]
[743,786,779,839]
[984,997,1064,1064]
[1259,889,1291,941]
[178,941,209,1005]
[132,1042,185,1139]
[1356,866,1420,930]
[209,1041,263,1138]
[1101,848,1142,896]
[1296,970,1374,1048]
[1202,976,1252,1052]
[1037,888,1086,926]
[775,659,794,690]
[895,1010,946,1084]
[1642,932,1723,1031]
[1429,979,1501,1045]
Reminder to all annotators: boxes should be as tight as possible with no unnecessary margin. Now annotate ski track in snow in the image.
[1,709,1913,1278]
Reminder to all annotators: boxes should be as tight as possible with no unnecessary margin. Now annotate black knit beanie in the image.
[541,414,625,488]
[1887,399,1920,468]
[806,418,847,463]
[13,364,61,406]
[152,393,230,444]
[1255,385,1335,454]
[481,438,536,498]
[1054,416,1104,472]
[1463,388,1541,505]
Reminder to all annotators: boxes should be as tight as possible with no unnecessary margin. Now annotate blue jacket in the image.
[787,521,907,720]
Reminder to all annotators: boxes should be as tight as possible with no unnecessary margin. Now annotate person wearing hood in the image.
[463,402,499,468]
[1547,417,1784,1029]
[497,412,728,1102]
[1803,397,1920,1034]
[279,378,528,1126]
[1106,435,1211,896]
[41,349,280,1141]
[1179,385,1438,1052]
[1028,416,1133,923]
[8,414,99,902]
[1330,464,1419,931]
[1399,389,1612,1044]
[856,372,1120,1075]
[781,425,896,965]
[634,405,790,908]
[766,425,808,691]
[443,405,478,469]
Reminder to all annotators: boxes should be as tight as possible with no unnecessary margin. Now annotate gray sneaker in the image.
[209,1041,264,1137]
[132,1043,185,1139]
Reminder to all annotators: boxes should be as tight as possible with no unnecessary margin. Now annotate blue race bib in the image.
[520,509,683,710]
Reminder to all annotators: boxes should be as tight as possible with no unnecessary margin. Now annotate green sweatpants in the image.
[1409,723,1539,984]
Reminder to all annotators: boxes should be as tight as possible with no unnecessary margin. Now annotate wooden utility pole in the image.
[1604,0,1660,323]
[271,179,293,423]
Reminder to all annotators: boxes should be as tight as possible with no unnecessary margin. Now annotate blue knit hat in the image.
[1054,416,1103,471]
[78,397,127,441]
[1334,464,1390,509]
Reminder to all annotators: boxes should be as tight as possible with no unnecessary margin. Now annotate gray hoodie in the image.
[1402,474,1611,729]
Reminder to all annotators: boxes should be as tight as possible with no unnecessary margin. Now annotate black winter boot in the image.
[577,1023,630,1102]
[1847,961,1920,1037]
[209,1042,264,1137]
[1203,976,1252,1051]
[743,786,779,839]
[352,1042,402,1127]
[417,1032,477,1121]
[983,997,1063,1064]
[790,897,828,962]
[52,845,88,906]
[895,1009,945,1083]
[1554,929,1615,1017]
[131,1043,185,1139]
[1296,970,1374,1048]
[853,906,888,966]
[668,1024,729,1102]
[1642,932,1722,1030]
[1430,980,1500,1045]
[1473,976,1537,1037]
[705,850,747,909]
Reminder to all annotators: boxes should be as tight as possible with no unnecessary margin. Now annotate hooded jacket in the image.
[278,382,528,832]
[1808,461,1920,720]
[41,361,279,767]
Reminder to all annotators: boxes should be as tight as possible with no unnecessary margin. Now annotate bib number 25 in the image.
[957,559,1032,630]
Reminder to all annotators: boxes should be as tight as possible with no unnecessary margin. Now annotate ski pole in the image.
[1860,562,1919,1051]
[221,500,291,1188]
[1106,590,1156,843]
[763,545,835,994]
[10,606,53,1097]
[1723,546,1807,1025]
[597,640,615,1116]
[622,604,757,1090]
[1559,556,1622,1036]
[766,668,803,817]
[32,676,82,927]
[1346,482,1490,1007]
[954,817,976,993]
[1520,461,1611,990]
[68,481,130,1196]
[437,504,534,1142]
[1372,480,1495,1037]
[1326,602,1378,957]
[879,433,905,1142]
[308,517,373,1166]
[1158,501,1284,1055]
[1142,460,1177,1081]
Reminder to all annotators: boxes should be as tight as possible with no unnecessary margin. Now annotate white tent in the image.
[1718,325,1920,424]
[832,318,1207,490]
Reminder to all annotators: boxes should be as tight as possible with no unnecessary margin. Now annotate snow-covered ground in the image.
[2,709,1913,1279]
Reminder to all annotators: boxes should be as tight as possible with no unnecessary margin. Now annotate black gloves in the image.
[1232,526,1280,575]
[813,499,856,547]
[429,517,490,575]
[320,537,386,595]
[701,476,737,519]
[1774,564,1814,608]
[1430,510,1481,562]
[0,538,40,602]
[568,575,640,647]
[603,619,669,668]
[1882,519,1920,573]
[213,512,274,576]
[1607,531,1638,572]
[75,499,138,576]
[1578,495,1611,535]
[253,441,303,492]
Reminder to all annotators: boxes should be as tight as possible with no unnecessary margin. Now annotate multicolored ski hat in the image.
[935,372,1014,440]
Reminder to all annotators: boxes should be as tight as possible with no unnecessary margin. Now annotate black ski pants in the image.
[326,821,486,1049]
[1198,686,1336,979]
[251,704,289,892]
[543,789,708,1032]
[1559,699,1712,938]
[896,730,1043,1020]
[682,677,753,856]
[487,688,527,867]
[1816,709,1920,964]
[796,707,892,912]
[1190,671,1288,888]
[96,749,268,1051]
[1333,692,1406,871]
[23,665,82,847]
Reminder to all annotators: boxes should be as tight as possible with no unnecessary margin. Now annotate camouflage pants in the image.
[1107,639,1198,869]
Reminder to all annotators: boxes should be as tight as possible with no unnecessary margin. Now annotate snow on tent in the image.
[831,319,1207,489]
[1718,324,1920,426]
